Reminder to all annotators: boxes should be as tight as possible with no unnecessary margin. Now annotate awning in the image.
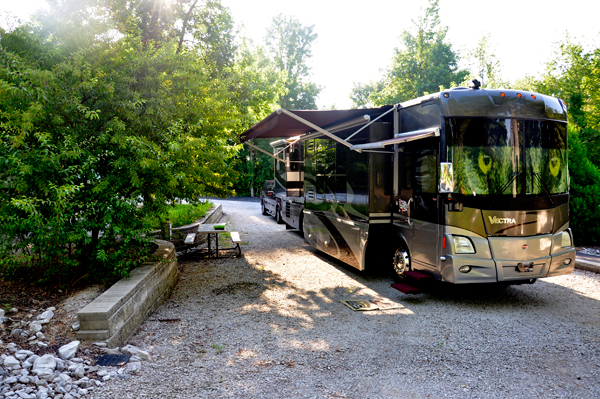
[239,106,393,142]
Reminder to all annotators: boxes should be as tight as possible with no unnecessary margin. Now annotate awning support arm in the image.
[344,104,397,143]
[278,109,353,149]
[350,127,440,151]
[243,141,286,163]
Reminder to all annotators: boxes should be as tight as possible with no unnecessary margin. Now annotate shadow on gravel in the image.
[250,230,600,326]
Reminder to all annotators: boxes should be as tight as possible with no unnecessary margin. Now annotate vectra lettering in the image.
[488,216,516,224]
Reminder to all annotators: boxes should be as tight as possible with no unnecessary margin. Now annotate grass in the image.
[145,201,213,229]
[212,342,225,352]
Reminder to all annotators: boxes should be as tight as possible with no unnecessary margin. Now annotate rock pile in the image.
[1,307,152,398]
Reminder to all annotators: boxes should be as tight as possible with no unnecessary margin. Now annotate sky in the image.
[3,0,599,109]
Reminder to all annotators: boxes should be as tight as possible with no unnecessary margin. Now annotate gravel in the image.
[90,199,600,398]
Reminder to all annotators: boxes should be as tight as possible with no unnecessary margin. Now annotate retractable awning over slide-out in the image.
[239,106,439,154]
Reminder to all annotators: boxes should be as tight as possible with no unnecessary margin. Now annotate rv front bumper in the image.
[440,247,576,284]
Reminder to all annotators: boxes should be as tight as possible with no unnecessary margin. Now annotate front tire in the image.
[392,245,411,279]
[275,206,284,224]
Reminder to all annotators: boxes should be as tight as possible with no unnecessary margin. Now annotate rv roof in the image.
[239,106,393,142]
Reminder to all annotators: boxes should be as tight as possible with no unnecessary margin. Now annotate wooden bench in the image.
[184,233,196,245]
[230,231,242,257]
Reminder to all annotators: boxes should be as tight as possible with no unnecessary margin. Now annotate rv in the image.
[241,84,575,285]
[259,138,304,229]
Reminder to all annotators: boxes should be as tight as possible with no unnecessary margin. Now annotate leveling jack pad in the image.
[95,354,131,367]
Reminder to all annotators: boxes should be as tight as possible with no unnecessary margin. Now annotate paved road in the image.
[93,199,600,399]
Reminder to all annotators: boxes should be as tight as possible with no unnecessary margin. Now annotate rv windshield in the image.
[446,118,568,196]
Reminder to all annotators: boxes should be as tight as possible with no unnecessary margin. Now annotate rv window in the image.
[289,147,301,172]
[415,150,437,194]
[335,142,347,203]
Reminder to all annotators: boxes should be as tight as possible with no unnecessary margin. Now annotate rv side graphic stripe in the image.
[312,211,357,264]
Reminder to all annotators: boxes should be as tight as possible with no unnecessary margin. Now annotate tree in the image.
[533,38,600,166]
[462,33,505,89]
[265,14,321,110]
[350,0,467,107]
[566,127,600,245]
[0,0,282,285]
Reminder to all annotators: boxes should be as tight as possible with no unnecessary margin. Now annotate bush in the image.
[568,127,600,246]
[144,202,213,229]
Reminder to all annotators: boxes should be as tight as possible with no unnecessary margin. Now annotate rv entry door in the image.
[395,139,440,271]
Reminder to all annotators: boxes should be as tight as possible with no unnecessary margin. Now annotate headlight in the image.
[561,231,572,248]
[452,236,476,254]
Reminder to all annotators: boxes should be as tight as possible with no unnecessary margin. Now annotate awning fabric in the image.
[239,106,393,142]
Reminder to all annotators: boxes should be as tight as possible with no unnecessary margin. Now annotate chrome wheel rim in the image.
[393,247,410,276]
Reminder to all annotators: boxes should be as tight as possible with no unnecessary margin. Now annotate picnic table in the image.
[180,223,242,259]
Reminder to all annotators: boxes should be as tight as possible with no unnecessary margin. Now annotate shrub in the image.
[568,127,600,246]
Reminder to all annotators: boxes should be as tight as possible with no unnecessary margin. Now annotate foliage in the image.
[234,139,276,197]
[144,202,213,230]
[461,33,505,89]
[266,14,321,110]
[567,127,600,245]
[0,0,279,286]
[351,0,467,107]
[533,37,600,167]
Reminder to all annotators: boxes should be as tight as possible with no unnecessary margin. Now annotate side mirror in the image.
[439,162,454,193]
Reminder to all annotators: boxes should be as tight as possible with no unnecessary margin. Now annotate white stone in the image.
[46,307,56,312]
[102,347,120,355]
[71,322,80,331]
[121,345,138,355]
[29,322,43,334]
[58,341,80,360]
[4,356,20,368]
[93,342,107,348]
[136,350,152,361]
[73,366,85,379]
[0,309,5,317]
[125,361,142,374]
[31,367,54,381]
[37,310,54,322]
[33,355,56,371]
[55,358,65,371]
[15,351,34,361]
[15,390,35,399]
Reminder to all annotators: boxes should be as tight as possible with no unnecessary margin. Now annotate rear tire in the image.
[392,244,411,279]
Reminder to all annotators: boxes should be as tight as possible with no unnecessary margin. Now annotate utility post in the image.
[250,148,254,197]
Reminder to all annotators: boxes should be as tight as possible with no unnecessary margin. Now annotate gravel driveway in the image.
[92,199,600,399]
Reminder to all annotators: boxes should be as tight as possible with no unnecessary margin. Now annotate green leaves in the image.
[351,0,466,107]
[265,14,321,110]
[0,1,264,285]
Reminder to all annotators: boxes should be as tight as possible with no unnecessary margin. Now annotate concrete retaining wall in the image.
[76,240,178,347]
[76,204,223,347]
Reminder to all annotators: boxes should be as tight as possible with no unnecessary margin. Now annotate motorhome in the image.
[241,84,575,286]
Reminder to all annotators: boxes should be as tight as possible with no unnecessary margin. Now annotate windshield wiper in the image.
[532,171,556,206]
[496,172,521,195]
[488,172,521,209]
